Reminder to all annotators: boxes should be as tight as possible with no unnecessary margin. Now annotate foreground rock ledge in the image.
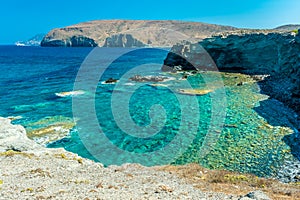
[0,117,274,199]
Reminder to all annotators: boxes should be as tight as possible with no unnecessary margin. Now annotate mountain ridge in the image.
[41,20,238,47]
[275,24,300,31]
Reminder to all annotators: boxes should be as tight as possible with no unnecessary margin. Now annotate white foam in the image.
[124,83,135,86]
[55,90,85,97]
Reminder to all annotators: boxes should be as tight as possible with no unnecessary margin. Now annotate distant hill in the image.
[41,20,238,47]
[15,33,45,46]
[274,24,300,31]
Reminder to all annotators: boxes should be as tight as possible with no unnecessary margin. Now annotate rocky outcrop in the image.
[41,20,238,47]
[162,30,300,114]
[41,35,97,47]
[0,117,41,152]
[103,34,145,47]
[163,30,299,72]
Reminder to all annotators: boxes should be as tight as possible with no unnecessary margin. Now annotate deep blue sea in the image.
[0,46,297,178]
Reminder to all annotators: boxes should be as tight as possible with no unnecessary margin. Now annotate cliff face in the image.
[41,35,97,47]
[41,20,237,47]
[103,34,145,47]
[163,30,300,113]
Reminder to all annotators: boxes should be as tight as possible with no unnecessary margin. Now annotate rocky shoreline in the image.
[3,26,300,199]
[2,117,300,199]
[161,30,300,184]
[163,30,300,118]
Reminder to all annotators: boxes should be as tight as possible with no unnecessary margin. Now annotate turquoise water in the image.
[0,46,297,178]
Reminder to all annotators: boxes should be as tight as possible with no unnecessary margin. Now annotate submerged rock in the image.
[129,75,172,82]
[177,89,212,96]
[25,116,75,145]
[27,122,75,145]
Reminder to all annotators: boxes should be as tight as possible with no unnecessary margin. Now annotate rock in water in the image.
[0,117,40,152]
[104,78,118,84]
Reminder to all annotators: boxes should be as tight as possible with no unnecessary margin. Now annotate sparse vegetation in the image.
[30,168,52,178]
[159,163,300,200]
[107,185,118,189]
[74,157,83,164]
[60,153,67,159]
[224,174,249,183]
[74,179,90,184]
[292,29,299,35]
[158,185,174,193]
[96,183,103,188]
[21,188,34,192]
[54,153,84,164]
[0,150,33,158]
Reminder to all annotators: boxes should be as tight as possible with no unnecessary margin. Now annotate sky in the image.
[1,0,299,44]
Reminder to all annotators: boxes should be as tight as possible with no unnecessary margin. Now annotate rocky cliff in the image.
[163,30,300,114]
[103,34,145,47]
[41,35,97,47]
[41,20,237,47]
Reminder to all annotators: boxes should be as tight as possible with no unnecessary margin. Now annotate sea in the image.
[0,45,298,179]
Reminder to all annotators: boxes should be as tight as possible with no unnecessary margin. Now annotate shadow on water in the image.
[253,98,300,162]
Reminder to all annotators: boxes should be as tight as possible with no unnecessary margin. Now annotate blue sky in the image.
[1,0,299,44]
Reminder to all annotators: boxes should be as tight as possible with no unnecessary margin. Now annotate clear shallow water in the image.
[0,46,297,178]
